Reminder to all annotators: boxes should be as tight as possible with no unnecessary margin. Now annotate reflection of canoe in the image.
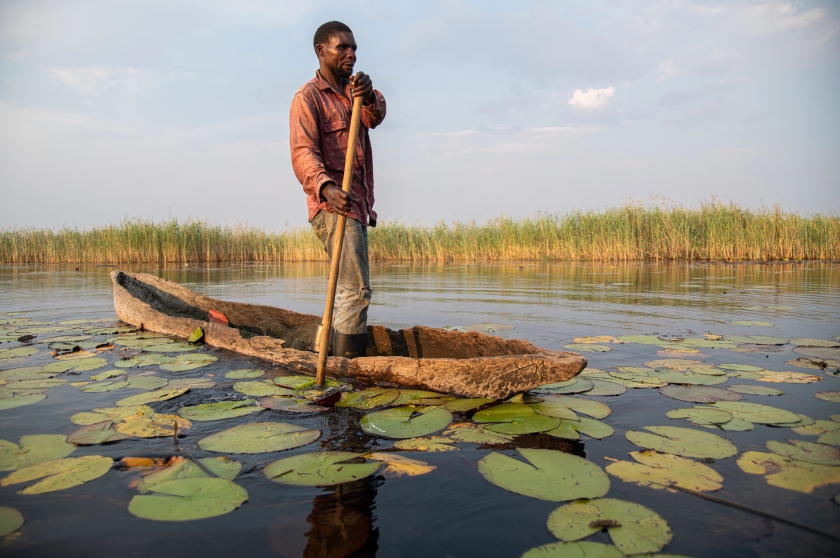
[110,271,585,398]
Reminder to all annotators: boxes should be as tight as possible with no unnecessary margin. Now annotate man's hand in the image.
[350,72,375,104]
[321,183,358,215]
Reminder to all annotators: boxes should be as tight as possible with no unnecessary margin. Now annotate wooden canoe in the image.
[110,270,586,398]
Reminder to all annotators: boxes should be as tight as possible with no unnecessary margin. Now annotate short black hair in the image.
[313,21,352,50]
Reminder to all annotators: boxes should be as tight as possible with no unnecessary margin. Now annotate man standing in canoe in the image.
[290,21,386,359]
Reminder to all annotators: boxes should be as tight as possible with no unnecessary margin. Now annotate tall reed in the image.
[2,201,837,263]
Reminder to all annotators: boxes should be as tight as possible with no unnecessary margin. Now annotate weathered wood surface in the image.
[111,270,586,398]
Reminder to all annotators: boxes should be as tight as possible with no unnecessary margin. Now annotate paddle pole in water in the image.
[316,94,364,386]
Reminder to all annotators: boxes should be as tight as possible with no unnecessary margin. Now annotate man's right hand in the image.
[321,183,357,215]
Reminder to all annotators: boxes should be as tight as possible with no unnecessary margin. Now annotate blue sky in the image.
[0,0,838,230]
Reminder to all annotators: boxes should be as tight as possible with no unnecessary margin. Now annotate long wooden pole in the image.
[316,94,364,386]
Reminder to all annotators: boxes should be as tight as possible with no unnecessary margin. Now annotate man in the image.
[290,21,386,358]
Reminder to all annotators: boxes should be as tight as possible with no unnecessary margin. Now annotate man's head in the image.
[314,21,356,80]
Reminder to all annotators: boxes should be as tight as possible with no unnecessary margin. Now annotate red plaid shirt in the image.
[290,71,386,226]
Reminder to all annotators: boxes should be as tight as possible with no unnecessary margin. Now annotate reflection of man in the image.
[290,20,386,358]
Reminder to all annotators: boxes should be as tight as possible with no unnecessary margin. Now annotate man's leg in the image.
[310,211,371,355]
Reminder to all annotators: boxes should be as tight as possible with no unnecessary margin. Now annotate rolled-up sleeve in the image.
[361,90,386,130]
[290,90,333,200]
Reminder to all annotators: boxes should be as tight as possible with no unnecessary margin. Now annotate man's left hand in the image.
[350,72,375,104]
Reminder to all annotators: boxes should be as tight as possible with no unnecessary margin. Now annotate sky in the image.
[0,0,838,230]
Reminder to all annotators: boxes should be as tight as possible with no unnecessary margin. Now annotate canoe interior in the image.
[115,271,548,360]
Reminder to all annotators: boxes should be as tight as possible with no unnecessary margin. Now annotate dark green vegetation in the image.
[2,201,838,263]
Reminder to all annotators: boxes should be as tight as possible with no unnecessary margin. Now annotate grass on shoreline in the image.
[2,202,838,263]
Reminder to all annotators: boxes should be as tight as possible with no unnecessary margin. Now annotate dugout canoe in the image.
[110,270,586,399]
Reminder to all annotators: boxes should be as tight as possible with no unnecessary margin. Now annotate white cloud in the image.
[568,86,615,108]
[739,1,826,33]
[46,66,143,94]
[656,60,676,83]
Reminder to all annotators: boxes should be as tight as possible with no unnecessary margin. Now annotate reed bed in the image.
[2,202,838,263]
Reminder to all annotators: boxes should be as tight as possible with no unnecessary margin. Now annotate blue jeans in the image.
[310,211,372,335]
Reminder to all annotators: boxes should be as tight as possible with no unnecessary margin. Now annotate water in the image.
[1,261,839,557]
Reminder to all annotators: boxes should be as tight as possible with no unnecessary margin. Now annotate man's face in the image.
[317,31,357,79]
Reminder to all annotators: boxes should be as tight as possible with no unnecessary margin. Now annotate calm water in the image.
[1,261,839,558]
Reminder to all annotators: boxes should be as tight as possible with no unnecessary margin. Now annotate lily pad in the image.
[626,426,737,459]
[606,449,723,492]
[258,397,329,413]
[725,335,789,346]
[648,369,727,386]
[731,321,773,327]
[727,385,784,396]
[755,371,821,384]
[70,405,153,425]
[0,367,57,381]
[66,421,130,445]
[547,417,615,440]
[90,370,126,381]
[115,387,189,407]
[142,342,197,352]
[126,376,169,390]
[225,369,264,379]
[717,364,765,372]
[0,455,112,494]
[0,507,24,538]
[546,498,672,555]
[44,357,108,373]
[361,406,452,439]
[527,400,580,421]
[563,344,611,353]
[442,398,495,412]
[114,354,171,368]
[0,434,76,471]
[535,395,611,419]
[390,389,448,406]
[336,388,401,409]
[115,412,191,438]
[178,400,264,421]
[0,347,38,360]
[531,378,594,395]
[367,453,436,477]
[443,424,513,444]
[573,336,624,344]
[129,477,248,521]
[392,437,459,452]
[666,407,733,426]
[197,422,320,454]
[659,385,742,403]
[167,378,216,390]
[699,417,755,432]
[264,451,381,486]
[584,380,627,396]
[766,439,840,466]
[737,451,840,493]
[81,380,129,393]
[709,401,800,425]
[159,353,217,372]
[187,327,204,343]
[472,403,560,435]
[230,383,287,398]
[790,338,840,348]
[793,346,840,360]
[816,391,840,403]
[521,542,625,558]
[199,456,241,480]
[477,448,610,501]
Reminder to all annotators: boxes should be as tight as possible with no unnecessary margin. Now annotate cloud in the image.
[738,1,826,33]
[568,87,615,108]
[47,66,143,94]
[656,60,676,83]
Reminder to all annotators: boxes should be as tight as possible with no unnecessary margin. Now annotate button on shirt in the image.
[290,71,386,226]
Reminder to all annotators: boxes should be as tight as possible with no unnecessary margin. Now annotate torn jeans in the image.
[310,211,372,335]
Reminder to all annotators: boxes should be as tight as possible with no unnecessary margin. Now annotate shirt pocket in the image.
[322,119,348,171]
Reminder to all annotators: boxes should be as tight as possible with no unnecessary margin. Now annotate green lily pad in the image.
[232,381,298,398]
[531,378,594,395]
[264,451,381,486]
[816,391,840,402]
[648,369,727,386]
[44,357,108,373]
[225,369,264,379]
[545,420,580,440]
[608,372,668,388]
[390,390,448,406]
[159,353,217,372]
[477,448,610,501]
[699,417,755,432]
[584,380,627,396]
[49,341,99,350]
[142,342,197,352]
[680,339,738,349]
[643,359,706,371]
[114,354,171,368]
[659,385,742,403]
[258,397,329,413]
[115,387,189,407]
[793,346,840,360]
[606,449,723,492]
[113,337,172,348]
[0,507,24,538]
[0,347,38,360]
[167,378,215,390]
[136,458,209,492]
[786,357,840,371]
[790,338,840,348]
[443,424,513,444]
[81,380,129,393]
[90,370,126,381]
[70,405,153,425]
[717,364,766,372]
[547,417,614,440]
[0,455,112,494]
[334,388,401,409]
[178,399,264,421]
[361,406,452,439]
[0,367,57,381]
[617,335,671,346]
[199,456,241,480]
[129,477,248,521]
[626,426,737,459]
[187,327,204,343]
[737,451,840,493]
[392,437,460,452]
[115,411,191,438]
[472,403,560,435]
[66,421,130,445]
[527,401,580,421]
[521,542,624,558]
[666,407,733,426]
[271,375,339,389]
[709,401,800,425]
[563,344,611,353]
[534,395,611,419]
[727,385,784,396]
[125,376,168,390]
[7,378,65,389]
[725,335,789,346]
[546,498,672,555]
[766,439,840,466]
[442,398,495,412]
[0,434,76,471]
[197,422,320,454]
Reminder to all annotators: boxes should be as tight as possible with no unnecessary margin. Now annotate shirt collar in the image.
[314,70,348,96]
